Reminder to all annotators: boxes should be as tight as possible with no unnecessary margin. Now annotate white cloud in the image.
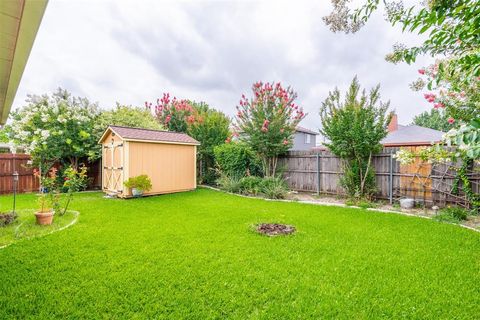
[13,0,434,130]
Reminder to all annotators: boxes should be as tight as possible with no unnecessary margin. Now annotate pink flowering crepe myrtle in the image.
[145,93,198,132]
[234,81,306,177]
[416,62,479,125]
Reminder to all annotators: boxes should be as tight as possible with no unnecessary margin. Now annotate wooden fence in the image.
[0,154,39,194]
[278,147,480,207]
[0,154,101,194]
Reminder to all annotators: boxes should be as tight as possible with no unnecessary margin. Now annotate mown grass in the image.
[0,209,78,248]
[0,189,479,319]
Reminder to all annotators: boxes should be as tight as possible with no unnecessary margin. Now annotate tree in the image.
[325,0,479,161]
[320,77,391,198]
[147,94,230,184]
[324,0,480,81]
[149,93,194,133]
[411,60,480,123]
[8,88,100,173]
[96,104,162,133]
[412,109,455,132]
[187,102,230,184]
[235,81,305,177]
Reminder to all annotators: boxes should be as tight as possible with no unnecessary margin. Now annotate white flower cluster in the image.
[8,89,100,157]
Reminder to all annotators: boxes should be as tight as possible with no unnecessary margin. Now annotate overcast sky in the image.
[13,0,433,130]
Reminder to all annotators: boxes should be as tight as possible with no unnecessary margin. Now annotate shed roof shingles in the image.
[109,126,200,145]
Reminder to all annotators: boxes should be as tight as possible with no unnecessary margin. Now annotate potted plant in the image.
[33,167,60,225]
[124,175,152,197]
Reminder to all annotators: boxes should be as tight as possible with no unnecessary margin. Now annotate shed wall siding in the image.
[127,141,196,195]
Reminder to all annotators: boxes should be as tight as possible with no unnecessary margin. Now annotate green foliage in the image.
[188,102,230,185]
[412,108,455,132]
[325,0,480,80]
[345,198,378,209]
[216,174,242,193]
[451,159,480,212]
[435,206,470,223]
[124,175,153,192]
[260,177,289,199]
[235,82,305,177]
[61,165,89,216]
[238,176,264,196]
[219,174,289,199]
[341,161,377,199]
[443,120,480,161]
[8,88,100,172]
[97,104,162,132]
[320,77,391,198]
[35,167,61,213]
[0,128,9,143]
[149,95,231,185]
[214,142,262,179]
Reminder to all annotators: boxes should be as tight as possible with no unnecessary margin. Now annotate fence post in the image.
[389,152,393,204]
[316,152,320,195]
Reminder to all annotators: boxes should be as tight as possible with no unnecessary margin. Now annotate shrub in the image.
[61,165,88,216]
[320,77,391,199]
[216,174,242,193]
[124,175,153,192]
[239,176,264,196]
[261,177,289,199]
[435,206,470,223]
[188,102,230,185]
[214,143,262,179]
[340,160,377,200]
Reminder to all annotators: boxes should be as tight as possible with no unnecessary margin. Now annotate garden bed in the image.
[0,209,79,248]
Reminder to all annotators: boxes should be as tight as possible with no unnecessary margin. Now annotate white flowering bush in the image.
[8,88,101,172]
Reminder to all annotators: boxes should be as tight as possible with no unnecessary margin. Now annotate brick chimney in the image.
[387,113,398,132]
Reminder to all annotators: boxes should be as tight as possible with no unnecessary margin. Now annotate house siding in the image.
[290,132,316,151]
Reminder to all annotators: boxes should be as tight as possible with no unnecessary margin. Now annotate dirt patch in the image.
[257,223,295,236]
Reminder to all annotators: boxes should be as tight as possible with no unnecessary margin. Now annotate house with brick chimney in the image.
[381,114,445,147]
[314,114,445,151]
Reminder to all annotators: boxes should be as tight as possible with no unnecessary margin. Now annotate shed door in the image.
[103,140,124,194]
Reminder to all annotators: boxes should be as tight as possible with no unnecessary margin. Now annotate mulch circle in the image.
[256,223,295,236]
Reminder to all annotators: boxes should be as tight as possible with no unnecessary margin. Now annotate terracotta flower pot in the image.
[35,210,54,225]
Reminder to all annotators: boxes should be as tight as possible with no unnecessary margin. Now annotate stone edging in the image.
[0,210,80,250]
[199,185,480,234]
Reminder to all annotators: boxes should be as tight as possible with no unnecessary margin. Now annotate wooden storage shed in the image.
[99,125,200,198]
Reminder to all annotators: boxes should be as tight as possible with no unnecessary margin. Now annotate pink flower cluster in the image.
[424,93,436,103]
[145,93,197,126]
[261,119,270,132]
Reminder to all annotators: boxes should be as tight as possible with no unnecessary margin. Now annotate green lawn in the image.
[1,189,479,319]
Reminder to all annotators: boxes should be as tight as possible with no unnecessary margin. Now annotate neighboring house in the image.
[381,114,444,147]
[291,126,318,151]
[232,125,319,151]
[313,114,445,152]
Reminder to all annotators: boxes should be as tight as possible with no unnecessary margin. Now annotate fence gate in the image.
[103,140,124,194]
